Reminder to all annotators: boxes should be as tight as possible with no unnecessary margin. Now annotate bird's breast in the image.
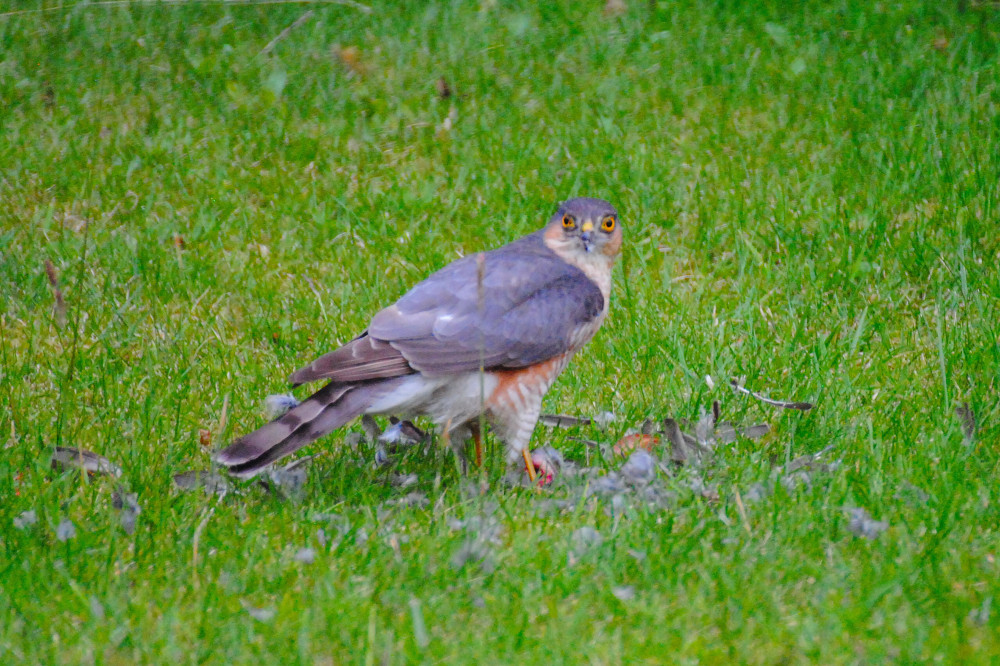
[488,353,573,413]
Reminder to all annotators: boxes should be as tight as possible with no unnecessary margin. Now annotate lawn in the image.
[1,0,999,662]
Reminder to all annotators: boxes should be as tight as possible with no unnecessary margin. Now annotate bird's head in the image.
[543,197,622,260]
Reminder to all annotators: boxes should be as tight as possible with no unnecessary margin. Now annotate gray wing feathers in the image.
[290,233,603,386]
[216,379,404,477]
[369,239,604,375]
[288,334,413,385]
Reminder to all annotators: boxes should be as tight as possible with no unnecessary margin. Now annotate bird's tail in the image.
[215,380,397,478]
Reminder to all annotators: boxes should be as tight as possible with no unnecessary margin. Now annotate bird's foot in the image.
[529,446,562,487]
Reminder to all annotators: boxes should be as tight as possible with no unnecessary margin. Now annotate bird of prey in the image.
[216,197,623,481]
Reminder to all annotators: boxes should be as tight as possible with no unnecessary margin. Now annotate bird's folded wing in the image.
[288,238,605,385]
[288,335,414,385]
[369,250,605,375]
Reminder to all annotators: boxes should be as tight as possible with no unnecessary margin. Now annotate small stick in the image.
[0,0,373,19]
[258,10,314,57]
[730,379,813,410]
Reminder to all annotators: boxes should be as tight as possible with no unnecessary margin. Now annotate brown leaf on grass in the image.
[43,259,67,328]
[51,447,121,477]
[198,429,212,447]
[435,76,452,99]
[612,433,661,457]
[730,379,813,410]
[334,45,364,76]
[955,403,976,444]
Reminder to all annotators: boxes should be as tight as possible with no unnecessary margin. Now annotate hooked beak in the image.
[580,220,594,252]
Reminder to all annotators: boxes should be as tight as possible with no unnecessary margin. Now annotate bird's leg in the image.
[442,419,470,476]
[471,423,483,467]
[454,447,469,476]
[522,449,537,483]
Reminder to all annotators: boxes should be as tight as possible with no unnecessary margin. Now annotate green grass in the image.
[2,0,1000,662]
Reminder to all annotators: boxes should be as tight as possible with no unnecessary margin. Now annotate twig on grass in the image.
[258,10,314,57]
[0,0,372,20]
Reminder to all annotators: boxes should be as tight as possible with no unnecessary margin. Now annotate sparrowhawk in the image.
[216,197,622,481]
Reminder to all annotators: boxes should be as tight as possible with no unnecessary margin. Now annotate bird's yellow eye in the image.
[601,217,616,232]
[561,215,575,229]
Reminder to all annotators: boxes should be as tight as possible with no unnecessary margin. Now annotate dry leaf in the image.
[335,45,364,75]
[435,76,451,99]
[612,433,660,457]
